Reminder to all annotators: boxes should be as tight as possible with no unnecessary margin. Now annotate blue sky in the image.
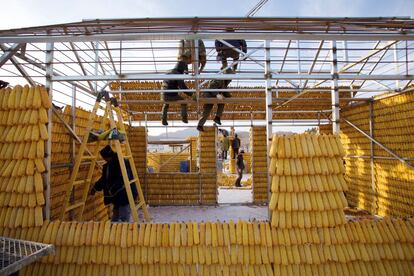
[1,0,412,30]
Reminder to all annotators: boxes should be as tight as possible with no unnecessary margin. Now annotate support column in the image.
[44,42,54,220]
[264,40,273,218]
[393,43,400,89]
[94,41,99,92]
[368,101,377,212]
[331,40,340,134]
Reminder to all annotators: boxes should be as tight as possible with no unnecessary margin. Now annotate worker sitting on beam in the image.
[197,68,233,132]
[161,61,193,126]
[178,39,207,73]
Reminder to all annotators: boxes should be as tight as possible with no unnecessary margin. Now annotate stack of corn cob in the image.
[251,127,268,203]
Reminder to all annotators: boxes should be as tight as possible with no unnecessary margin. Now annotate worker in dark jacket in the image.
[161,61,193,126]
[91,145,137,222]
[197,68,233,132]
[215,35,247,71]
[231,134,241,159]
[235,150,245,187]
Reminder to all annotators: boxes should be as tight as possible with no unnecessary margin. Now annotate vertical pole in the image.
[331,40,340,134]
[194,39,200,121]
[144,112,148,200]
[94,41,99,92]
[70,85,76,217]
[193,39,202,204]
[264,40,273,219]
[71,86,77,162]
[369,101,377,213]
[393,43,400,89]
[297,40,302,88]
[44,42,54,220]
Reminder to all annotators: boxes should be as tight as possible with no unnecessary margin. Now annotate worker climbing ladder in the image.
[60,91,150,222]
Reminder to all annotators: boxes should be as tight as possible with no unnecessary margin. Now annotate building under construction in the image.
[0,17,414,275]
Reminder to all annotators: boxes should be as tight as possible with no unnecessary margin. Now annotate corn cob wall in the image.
[199,127,217,204]
[147,152,191,172]
[0,217,412,275]
[145,173,200,205]
[50,106,109,221]
[0,85,49,227]
[269,133,348,228]
[320,90,414,218]
[250,127,268,203]
[128,126,147,175]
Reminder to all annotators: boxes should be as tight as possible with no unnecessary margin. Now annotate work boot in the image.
[213,116,221,125]
[162,119,168,126]
[182,117,188,124]
[197,125,204,132]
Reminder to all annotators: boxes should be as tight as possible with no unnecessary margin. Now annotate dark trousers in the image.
[221,49,240,70]
[235,168,243,187]
[232,148,239,159]
[222,150,228,160]
[197,103,224,127]
[112,204,131,222]
[161,94,188,123]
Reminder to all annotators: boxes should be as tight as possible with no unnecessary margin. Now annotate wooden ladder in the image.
[60,91,150,222]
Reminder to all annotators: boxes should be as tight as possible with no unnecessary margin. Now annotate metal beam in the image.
[1,32,414,43]
[10,50,93,95]
[0,43,23,67]
[331,40,340,134]
[264,40,272,219]
[43,42,53,220]
[68,42,95,92]
[51,73,414,82]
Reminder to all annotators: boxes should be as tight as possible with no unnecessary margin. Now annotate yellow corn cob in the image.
[269,135,279,158]
[39,123,48,140]
[277,135,286,158]
[33,86,42,108]
[216,223,224,246]
[193,222,199,245]
[40,86,52,108]
[149,224,157,247]
[102,221,111,245]
[173,223,181,247]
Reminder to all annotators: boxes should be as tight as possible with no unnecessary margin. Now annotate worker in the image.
[235,150,245,187]
[161,61,193,126]
[91,145,137,222]
[178,40,207,73]
[221,134,230,160]
[231,133,241,159]
[196,68,233,132]
[215,30,247,71]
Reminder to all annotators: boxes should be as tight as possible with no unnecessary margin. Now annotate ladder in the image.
[60,91,150,222]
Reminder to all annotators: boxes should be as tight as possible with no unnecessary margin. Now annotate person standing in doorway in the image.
[231,133,241,159]
[221,134,230,160]
[235,150,245,187]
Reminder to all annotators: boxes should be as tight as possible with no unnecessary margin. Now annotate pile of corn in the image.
[0,85,51,227]
[250,127,268,203]
[0,217,411,275]
[217,173,238,187]
[241,176,252,188]
[217,173,251,188]
[269,133,348,228]
[334,90,414,218]
[145,174,200,205]
[199,127,217,204]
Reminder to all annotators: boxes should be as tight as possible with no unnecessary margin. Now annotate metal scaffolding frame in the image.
[1,17,414,217]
